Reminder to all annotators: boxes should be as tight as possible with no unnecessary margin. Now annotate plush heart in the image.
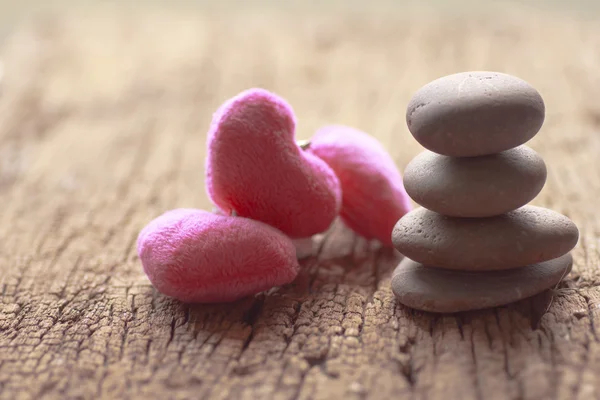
[307,125,412,247]
[205,89,342,238]
[137,209,300,303]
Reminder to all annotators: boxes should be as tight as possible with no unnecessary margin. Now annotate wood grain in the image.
[1,4,600,399]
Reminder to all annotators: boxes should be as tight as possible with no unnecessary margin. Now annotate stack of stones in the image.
[391,71,579,313]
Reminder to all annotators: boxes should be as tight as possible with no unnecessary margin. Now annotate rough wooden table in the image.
[1,4,600,400]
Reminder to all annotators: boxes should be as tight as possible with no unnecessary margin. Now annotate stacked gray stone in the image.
[391,71,579,313]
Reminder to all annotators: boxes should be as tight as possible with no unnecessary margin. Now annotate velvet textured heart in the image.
[137,209,300,303]
[307,125,412,246]
[205,89,342,238]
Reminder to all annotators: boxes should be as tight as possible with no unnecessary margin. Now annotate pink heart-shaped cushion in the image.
[308,125,412,247]
[205,89,342,238]
[137,209,300,303]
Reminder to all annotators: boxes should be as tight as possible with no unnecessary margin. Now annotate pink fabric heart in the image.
[307,125,412,247]
[205,89,342,238]
[137,209,299,303]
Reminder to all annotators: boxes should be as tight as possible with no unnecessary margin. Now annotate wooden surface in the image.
[1,4,600,400]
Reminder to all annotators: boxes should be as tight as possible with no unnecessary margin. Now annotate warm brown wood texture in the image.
[1,5,600,399]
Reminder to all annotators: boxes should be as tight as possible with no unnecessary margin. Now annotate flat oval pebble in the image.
[403,146,547,217]
[406,71,545,157]
[392,205,579,271]
[391,253,573,313]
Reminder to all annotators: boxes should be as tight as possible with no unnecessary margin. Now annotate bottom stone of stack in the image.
[391,253,573,313]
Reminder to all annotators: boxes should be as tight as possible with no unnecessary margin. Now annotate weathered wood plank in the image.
[1,5,600,400]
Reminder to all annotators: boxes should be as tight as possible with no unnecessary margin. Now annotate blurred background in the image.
[1,0,600,43]
[1,0,599,217]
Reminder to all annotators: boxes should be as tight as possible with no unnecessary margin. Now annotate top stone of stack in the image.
[406,71,545,157]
